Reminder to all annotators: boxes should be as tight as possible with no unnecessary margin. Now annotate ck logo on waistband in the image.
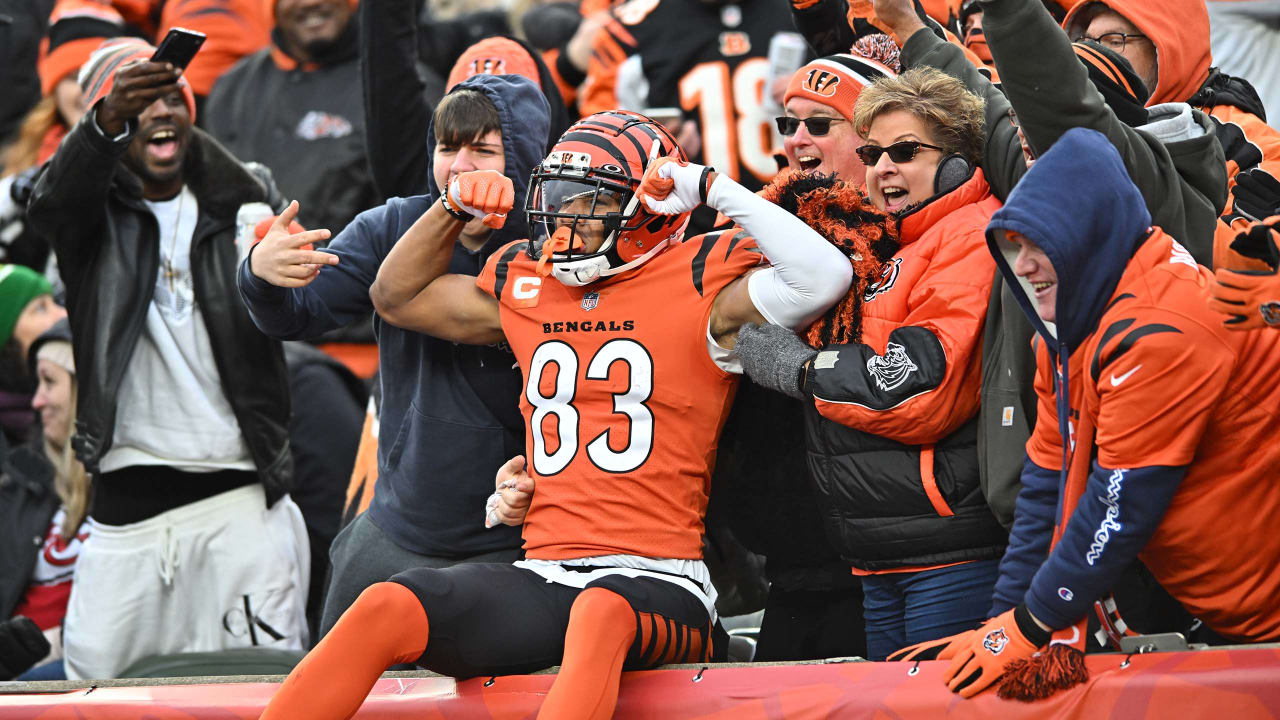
[223,593,287,645]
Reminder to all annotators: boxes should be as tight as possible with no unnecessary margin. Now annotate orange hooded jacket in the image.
[1063,0,1280,215]
[1024,228,1280,641]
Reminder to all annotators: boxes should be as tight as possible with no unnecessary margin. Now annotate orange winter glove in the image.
[886,629,977,662]
[1209,216,1280,330]
[943,605,1050,698]
[444,169,515,229]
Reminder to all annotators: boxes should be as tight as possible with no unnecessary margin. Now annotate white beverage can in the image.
[235,202,274,264]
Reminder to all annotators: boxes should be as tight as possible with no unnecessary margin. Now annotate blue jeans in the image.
[17,658,66,681]
[861,559,1000,661]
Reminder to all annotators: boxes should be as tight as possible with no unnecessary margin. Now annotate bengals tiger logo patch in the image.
[983,628,1010,655]
[803,69,841,97]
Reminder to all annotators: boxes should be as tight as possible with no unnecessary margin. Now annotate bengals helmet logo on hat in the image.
[803,69,841,97]
[469,57,507,76]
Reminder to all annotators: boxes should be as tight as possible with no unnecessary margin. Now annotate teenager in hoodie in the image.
[1062,0,1280,228]
[892,128,1280,697]
[237,74,550,636]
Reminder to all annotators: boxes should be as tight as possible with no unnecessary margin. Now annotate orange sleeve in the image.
[542,48,579,108]
[810,217,995,445]
[112,0,161,38]
[1211,105,1280,198]
[158,0,271,96]
[1092,311,1235,468]
[578,0,613,16]
[1025,338,1065,470]
[1213,215,1273,271]
[475,239,529,300]
[579,17,636,117]
[691,230,763,297]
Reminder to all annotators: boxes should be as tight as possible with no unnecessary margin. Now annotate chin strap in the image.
[551,239,671,287]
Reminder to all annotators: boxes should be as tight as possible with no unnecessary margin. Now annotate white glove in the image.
[638,158,717,215]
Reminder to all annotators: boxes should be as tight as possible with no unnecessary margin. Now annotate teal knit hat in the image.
[0,264,54,348]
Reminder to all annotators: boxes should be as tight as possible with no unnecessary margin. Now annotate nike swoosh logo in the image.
[1110,365,1143,387]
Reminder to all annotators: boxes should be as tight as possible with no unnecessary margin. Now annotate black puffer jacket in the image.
[805,412,1006,570]
[26,114,293,502]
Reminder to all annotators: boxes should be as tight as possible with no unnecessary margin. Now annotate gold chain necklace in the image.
[161,188,185,293]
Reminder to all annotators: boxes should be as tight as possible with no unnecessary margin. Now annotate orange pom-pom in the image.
[997,643,1089,702]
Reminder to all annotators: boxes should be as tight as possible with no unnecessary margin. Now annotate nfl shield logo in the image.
[581,291,600,311]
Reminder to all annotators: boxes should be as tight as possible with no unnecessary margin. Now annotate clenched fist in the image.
[444,170,515,229]
[484,455,536,528]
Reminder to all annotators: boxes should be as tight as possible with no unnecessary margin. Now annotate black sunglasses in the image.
[855,140,945,165]
[775,116,847,137]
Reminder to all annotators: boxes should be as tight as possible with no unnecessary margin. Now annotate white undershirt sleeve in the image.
[705,176,853,330]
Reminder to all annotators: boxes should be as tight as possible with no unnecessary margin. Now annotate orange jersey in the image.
[1027,229,1280,641]
[477,230,763,561]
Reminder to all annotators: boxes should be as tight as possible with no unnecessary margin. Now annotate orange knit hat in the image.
[446,37,542,91]
[784,54,895,121]
[77,37,197,122]
[38,0,125,97]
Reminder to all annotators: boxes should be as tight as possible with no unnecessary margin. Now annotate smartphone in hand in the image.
[151,27,206,70]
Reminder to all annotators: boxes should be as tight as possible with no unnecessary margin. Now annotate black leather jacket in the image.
[27,112,293,502]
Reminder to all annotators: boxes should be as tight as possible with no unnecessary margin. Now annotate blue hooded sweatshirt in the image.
[237,74,551,556]
[984,128,1188,629]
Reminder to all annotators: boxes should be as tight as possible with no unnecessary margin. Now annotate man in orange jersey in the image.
[893,128,1280,698]
[257,110,853,720]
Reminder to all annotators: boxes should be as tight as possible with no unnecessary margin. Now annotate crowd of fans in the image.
[2,0,1279,714]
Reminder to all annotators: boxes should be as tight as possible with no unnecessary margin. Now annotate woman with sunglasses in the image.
[737,66,1007,660]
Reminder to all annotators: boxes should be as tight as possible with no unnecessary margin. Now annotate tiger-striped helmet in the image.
[526,110,689,286]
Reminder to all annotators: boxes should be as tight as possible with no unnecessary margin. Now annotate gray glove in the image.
[736,322,817,399]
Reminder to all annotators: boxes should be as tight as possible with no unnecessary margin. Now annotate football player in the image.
[258,110,854,720]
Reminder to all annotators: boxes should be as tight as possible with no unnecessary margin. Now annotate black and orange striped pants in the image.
[390,562,716,679]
